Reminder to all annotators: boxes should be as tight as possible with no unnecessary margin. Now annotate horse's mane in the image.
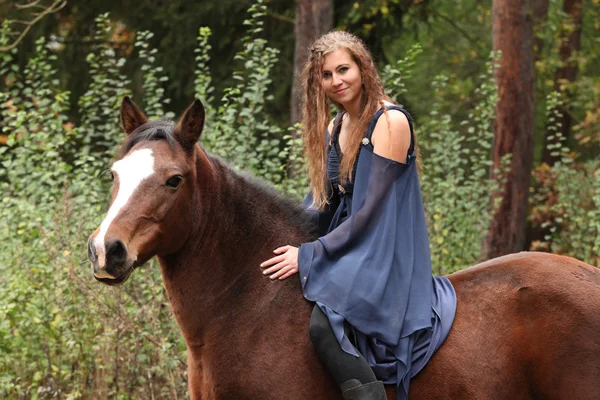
[209,154,317,242]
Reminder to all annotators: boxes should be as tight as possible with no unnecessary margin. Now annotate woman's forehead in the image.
[322,48,354,69]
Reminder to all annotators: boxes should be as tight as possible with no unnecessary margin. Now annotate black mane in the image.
[210,155,317,242]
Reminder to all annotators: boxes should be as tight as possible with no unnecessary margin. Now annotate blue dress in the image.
[298,106,457,400]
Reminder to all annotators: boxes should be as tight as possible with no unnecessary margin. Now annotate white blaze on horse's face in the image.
[93,148,155,278]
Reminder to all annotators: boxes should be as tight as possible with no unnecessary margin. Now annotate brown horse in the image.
[88,97,600,400]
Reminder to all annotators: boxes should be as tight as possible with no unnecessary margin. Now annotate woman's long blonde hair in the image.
[301,31,389,210]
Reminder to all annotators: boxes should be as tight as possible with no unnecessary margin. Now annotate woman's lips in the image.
[335,88,347,95]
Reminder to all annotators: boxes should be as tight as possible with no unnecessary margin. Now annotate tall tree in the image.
[290,0,333,125]
[541,0,584,166]
[484,0,536,259]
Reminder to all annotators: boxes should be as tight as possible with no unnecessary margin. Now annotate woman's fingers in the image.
[263,261,287,276]
[270,265,297,280]
[273,245,291,254]
[278,268,298,280]
[260,254,285,268]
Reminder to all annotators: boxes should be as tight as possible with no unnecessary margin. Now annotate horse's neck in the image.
[210,158,312,263]
[158,155,312,349]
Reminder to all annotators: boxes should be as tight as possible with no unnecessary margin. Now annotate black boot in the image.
[341,379,387,400]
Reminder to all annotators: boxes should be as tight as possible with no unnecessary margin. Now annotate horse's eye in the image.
[110,172,115,181]
[166,175,183,188]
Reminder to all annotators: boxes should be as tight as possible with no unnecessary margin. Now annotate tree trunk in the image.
[541,0,584,166]
[290,0,333,125]
[484,0,535,259]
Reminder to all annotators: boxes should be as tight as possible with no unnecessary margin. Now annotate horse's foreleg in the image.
[188,351,205,400]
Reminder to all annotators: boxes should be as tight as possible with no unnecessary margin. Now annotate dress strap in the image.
[363,105,416,160]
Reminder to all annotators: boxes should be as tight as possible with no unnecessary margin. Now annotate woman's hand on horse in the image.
[260,245,299,280]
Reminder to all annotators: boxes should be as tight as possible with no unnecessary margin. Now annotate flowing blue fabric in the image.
[298,106,457,399]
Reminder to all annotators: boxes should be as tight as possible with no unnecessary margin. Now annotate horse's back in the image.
[410,252,600,400]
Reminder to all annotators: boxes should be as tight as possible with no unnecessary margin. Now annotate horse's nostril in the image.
[87,237,97,262]
[105,239,128,266]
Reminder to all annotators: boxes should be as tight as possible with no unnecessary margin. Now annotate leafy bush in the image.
[0,15,186,400]
[409,53,510,274]
[530,92,600,265]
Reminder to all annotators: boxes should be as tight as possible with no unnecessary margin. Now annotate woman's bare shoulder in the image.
[371,110,411,163]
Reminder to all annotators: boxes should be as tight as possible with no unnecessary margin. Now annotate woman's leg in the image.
[308,305,378,386]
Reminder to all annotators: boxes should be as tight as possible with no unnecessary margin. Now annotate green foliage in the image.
[135,30,175,120]
[381,43,423,103]
[194,26,215,119]
[536,92,600,265]
[78,13,130,161]
[0,17,187,399]
[199,1,290,188]
[414,52,509,274]
[0,36,72,243]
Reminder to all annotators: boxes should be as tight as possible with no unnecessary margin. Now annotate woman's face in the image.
[321,48,362,107]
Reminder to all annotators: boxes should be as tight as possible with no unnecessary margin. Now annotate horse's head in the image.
[88,97,207,285]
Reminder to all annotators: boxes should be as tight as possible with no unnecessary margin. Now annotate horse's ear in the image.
[176,99,205,150]
[120,96,148,135]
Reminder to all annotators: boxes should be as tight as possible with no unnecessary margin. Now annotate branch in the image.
[0,0,67,52]
[14,0,42,9]
[266,11,295,24]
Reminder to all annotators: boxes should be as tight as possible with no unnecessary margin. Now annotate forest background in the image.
[0,0,598,398]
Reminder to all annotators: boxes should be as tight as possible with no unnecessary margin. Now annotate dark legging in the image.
[309,305,378,386]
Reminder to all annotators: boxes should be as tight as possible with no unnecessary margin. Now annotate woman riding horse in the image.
[260,31,455,400]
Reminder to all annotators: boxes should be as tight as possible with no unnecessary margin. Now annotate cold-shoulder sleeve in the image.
[298,148,434,347]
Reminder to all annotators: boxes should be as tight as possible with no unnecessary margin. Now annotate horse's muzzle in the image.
[88,236,136,285]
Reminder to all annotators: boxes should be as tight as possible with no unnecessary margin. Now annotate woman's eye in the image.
[166,175,183,188]
[339,67,349,73]
[323,72,331,79]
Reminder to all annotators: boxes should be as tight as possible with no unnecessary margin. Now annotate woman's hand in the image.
[260,245,299,280]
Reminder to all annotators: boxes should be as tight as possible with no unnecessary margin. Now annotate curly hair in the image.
[300,31,390,210]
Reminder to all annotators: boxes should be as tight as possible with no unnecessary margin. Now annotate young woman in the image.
[261,31,456,400]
